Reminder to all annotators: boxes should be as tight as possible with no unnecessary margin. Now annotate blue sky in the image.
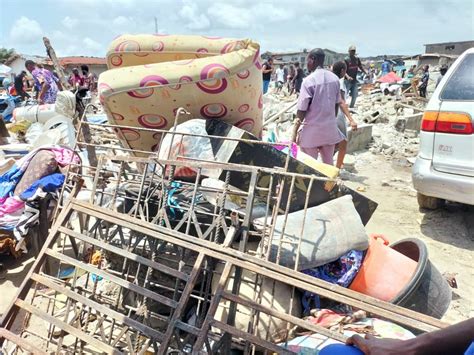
[1,0,473,58]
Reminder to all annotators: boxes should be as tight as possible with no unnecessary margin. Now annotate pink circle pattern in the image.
[220,41,242,54]
[120,128,141,141]
[235,118,255,131]
[237,69,250,79]
[196,63,229,94]
[152,41,164,52]
[98,83,113,104]
[112,113,124,121]
[254,49,262,70]
[170,75,193,90]
[115,40,140,52]
[138,114,168,129]
[258,93,263,109]
[197,48,209,54]
[128,75,169,98]
[238,104,250,113]
[200,103,228,119]
[110,55,123,67]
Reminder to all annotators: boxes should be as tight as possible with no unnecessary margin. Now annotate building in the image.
[424,40,474,56]
[47,56,107,77]
[4,53,107,79]
[263,49,345,70]
[4,54,49,77]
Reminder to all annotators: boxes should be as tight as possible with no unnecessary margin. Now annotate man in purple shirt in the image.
[25,60,59,104]
[291,49,352,165]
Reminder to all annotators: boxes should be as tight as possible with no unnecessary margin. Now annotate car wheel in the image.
[417,193,444,210]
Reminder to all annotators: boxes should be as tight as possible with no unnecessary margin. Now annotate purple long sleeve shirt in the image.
[297,68,345,148]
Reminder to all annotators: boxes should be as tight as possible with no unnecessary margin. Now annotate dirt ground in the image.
[1,151,472,327]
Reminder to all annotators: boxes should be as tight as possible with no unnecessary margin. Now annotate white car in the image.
[412,48,474,209]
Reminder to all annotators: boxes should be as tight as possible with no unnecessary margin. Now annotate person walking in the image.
[275,64,285,94]
[292,62,305,95]
[25,60,59,104]
[291,49,352,166]
[344,45,366,108]
[436,64,448,88]
[332,61,358,169]
[13,71,30,101]
[381,55,391,76]
[419,65,430,98]
[287,64,295,93]
[262,57,274,94]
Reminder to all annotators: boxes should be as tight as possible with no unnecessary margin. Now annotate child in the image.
[332,61,358,169]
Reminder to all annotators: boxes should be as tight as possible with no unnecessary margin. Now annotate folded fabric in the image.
[303,250,364,288]
[0,145,79,199]
[14,151,58,196]
[0,196,25,217]
[20,173,65,200]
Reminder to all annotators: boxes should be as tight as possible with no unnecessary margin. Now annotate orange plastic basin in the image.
[349,234,418,302]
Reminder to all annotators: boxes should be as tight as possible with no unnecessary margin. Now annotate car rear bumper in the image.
[412,156,474,205]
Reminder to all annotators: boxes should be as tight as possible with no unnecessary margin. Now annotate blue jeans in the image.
[344,79,358,108]
[263,80,270,94]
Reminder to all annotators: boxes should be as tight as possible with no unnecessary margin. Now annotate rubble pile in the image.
[0,35,455,355]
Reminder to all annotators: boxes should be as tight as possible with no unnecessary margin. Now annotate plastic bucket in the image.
[390,238,452,319]
[349,234,417,301]
[13,104,57,123]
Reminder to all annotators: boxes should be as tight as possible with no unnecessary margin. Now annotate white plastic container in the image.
[13,104,57,123]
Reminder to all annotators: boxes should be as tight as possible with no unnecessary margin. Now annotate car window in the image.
[441,53,474,100]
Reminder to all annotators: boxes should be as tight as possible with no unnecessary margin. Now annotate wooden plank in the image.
[193,262,233,351]
[42,36,70,91]
[221,291,346,343]
[71,200,447,333]
[31,273,164,342]
[211,320,294,355]
[158,253,205,352]
[0,203,73,330]
[0,328,48,355]
[45,249,178,309]
[15,299,122,354]
[175,321,200,335]
[58,226,189,281]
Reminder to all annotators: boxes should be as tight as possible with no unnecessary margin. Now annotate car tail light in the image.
[421,111,473,134]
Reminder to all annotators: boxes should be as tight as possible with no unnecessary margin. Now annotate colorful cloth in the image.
[0,146,79,199]
[14,151,58,196]
[31,67,58,104]
[302,250,364,314]
[0,196,25,217]
[20,173,65,200]
[297,68,345,148]
[303,250,364,287]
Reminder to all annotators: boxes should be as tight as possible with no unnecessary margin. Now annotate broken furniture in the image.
[98,34,264,154]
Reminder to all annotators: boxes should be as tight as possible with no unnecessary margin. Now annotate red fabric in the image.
[377,72,401,84]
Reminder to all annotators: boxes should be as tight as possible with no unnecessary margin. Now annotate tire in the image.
[417,192,444,210]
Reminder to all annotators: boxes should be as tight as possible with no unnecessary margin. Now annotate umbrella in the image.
[0,64,12,75]
[377,72,401,84]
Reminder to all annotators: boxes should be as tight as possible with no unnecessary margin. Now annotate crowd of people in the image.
[261,45,444,168]
[4,61,98,105]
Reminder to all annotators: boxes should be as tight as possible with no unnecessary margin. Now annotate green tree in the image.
[0,48,15,64]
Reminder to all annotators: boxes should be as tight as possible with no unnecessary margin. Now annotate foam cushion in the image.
[99,34,263,155]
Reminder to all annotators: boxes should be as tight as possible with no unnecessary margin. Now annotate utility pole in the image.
[154,17,158,33]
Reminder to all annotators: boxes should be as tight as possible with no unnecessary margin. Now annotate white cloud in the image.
[179,1,211,30]
[9,17,43,45]
[83,37,102,52]
[207,4,251,29]
[112,16,132,27]
[62,16,79,29]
